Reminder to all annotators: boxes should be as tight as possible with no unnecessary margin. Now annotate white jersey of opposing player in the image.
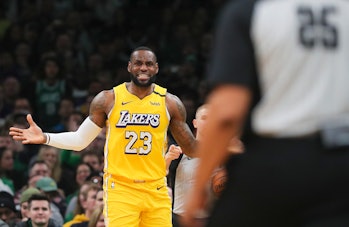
[251,0,349,137]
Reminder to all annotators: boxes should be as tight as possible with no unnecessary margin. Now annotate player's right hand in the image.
[9,114,46,144]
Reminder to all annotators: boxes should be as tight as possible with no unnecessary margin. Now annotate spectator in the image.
[12,98,33,116]
[0,147,15,194]
[0,134,12,152]
[63,183,100,227]
[73,80,103,116]
[31,56,72,131]
[80,151,103,172]
[18,187,41,221]
[35,177,64,226]
[70,189,103,227]
[85,53,104,80]
[13,42,33,83]
[68,163,93,199]
[87,206,104,227]
[51,97,75,132]
[94,189,103,209]
[0,129,27,191]
[0,52,17,81]
[0,86,11,126]
[34,145,75,196]
[0,179,13,197]
[64,163,94,222]
[0,191,19,226]
[13,160,51,211]
[1,24,22,52]
[76,163,93,186]
[53,33,77,77]
[28,161,51,181]
[34,146,62,183]
[22,22,40,67]
[64,181,92,223]
[15,194,61,227]
[2,76,21,114]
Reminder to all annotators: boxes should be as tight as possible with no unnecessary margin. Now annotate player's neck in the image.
[127,82,154,99]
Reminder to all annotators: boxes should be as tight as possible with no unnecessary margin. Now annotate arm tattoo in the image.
[175,98,187,120]
[169,95,196,156]
[89,92,109,126]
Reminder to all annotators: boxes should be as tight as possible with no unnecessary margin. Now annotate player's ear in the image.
[192,119,197,129]
[155,63,159,74]
[127,62,131,72]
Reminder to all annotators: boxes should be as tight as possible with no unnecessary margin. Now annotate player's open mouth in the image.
[138,74,150,80]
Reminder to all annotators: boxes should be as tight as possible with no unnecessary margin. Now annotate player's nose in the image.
[140,63,148,71]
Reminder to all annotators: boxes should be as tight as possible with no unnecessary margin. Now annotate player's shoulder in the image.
[92,89,115,108]
[165,91,187,119]
[96,89,114,98]
[165,91,181,105]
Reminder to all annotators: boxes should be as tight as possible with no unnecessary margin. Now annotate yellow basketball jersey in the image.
[105,83,170,181]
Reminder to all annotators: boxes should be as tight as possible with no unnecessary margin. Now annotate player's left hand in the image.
[165,144,182,161]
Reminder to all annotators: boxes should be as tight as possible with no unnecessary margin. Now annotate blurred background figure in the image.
[64,181,92,223]
[182,0,349,227]
[87,206,105,227]
[63,183,100,227]
[0,147,15,195]
[30,56,72,131]
[0,191,19,226]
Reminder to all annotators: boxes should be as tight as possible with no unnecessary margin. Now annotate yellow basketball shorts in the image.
[103,175,172,227]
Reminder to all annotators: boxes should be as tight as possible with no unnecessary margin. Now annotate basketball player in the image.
[182,0,349,226]
[9,46,196,227]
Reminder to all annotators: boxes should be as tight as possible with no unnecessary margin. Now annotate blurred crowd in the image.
[0,0,228,226]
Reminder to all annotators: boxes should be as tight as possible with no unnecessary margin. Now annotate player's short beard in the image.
[130,74,157,87]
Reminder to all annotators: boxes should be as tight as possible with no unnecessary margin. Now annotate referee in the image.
[182,0,349,226]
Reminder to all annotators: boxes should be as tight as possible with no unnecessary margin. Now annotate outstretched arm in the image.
[9,114,102,151]
[9,90,112,151]
[166,93,197,157]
